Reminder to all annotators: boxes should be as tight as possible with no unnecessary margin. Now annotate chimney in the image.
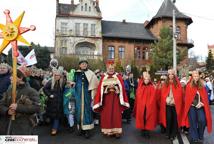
[56,0,59,15]
[71,0,74,5]
[122,19,126,23]
[96,0,99,7]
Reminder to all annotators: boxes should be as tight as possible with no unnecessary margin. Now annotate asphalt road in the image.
[34,106,214,144]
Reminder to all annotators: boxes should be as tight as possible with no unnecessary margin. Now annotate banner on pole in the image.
[17,49,37,66]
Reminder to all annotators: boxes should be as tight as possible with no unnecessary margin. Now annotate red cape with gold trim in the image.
[93,73,129,112]
[159,78,183,128]
[183,82,212,133]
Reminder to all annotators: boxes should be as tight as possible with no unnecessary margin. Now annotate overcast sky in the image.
[0,0,214,59]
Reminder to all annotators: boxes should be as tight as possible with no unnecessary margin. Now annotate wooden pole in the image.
[11,51,17,120]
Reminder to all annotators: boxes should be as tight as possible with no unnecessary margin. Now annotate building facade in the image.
[55,0,102,59]
[55,0,193,68]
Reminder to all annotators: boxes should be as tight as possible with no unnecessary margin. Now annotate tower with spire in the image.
[145,0,193,49]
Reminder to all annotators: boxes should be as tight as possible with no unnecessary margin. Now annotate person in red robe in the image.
[93,64,129,138]
[159,69,183,140]
[133,72,157,138]
[183,70,212,143]
[156,75,167,133]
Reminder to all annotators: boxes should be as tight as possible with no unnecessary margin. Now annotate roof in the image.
[58,2,101,15]
[102,20,156,41]
[146,0,192,27]
[58,3,77,14]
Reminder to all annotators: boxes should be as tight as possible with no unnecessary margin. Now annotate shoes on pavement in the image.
[115,133,121,139]
[51,129,57,136]
[84,130,90,139]
[68,126,75,133]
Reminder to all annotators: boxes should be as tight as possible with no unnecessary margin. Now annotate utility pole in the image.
[172,0,177,74]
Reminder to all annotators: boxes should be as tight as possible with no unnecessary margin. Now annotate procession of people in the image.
[0,61,213,144]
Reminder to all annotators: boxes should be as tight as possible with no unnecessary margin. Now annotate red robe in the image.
[156,82,163,123]
[133,79,157,130]
[183,83,212,133]
[159,80,183,128]
[93,73,129,134]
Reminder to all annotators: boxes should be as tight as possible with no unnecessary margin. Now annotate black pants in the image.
[166,105,178,138]
[122,95,132,121]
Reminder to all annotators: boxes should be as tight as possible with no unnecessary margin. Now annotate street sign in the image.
[155,70,168,75]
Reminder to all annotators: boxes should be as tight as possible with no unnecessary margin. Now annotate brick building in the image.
[55,0,193,68]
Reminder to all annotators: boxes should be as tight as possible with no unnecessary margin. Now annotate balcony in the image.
[55,29,73,36]
[177,38,194,49]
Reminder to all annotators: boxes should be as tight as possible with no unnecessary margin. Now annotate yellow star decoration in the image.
[0,9,35,57]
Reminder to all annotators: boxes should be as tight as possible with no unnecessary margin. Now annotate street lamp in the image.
[172,0,177,74]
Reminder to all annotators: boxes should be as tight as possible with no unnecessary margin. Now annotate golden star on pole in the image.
[0,9,36,57]
[0,9,36,122]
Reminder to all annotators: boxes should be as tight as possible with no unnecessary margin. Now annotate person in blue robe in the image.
[74,60,99,139]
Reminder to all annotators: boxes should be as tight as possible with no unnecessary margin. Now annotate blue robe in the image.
[74,71,94,130]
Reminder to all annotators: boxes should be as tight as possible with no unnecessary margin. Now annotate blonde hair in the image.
[165,69,178,87]
[191,70,203,89]
[51,74,64,90]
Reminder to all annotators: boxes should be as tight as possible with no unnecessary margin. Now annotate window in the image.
[75,23,80,36]
[81,6,83,11]
[119,47,125,59]
[176,26,181,39]
[61,22,68,34]
[60,39,67,47]
[83,23,88,36]
[108,46,115,59]
[60,39,67,54]
[142,48,146,60]
[91,24,95,36]
[89,6,91,12]
[60,47,67,55]
[142,48,149,60]
[135,47,141,59]
[85,3,87,11]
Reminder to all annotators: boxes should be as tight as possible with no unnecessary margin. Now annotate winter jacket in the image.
[0,83,40,135]
[0,72,11,100]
